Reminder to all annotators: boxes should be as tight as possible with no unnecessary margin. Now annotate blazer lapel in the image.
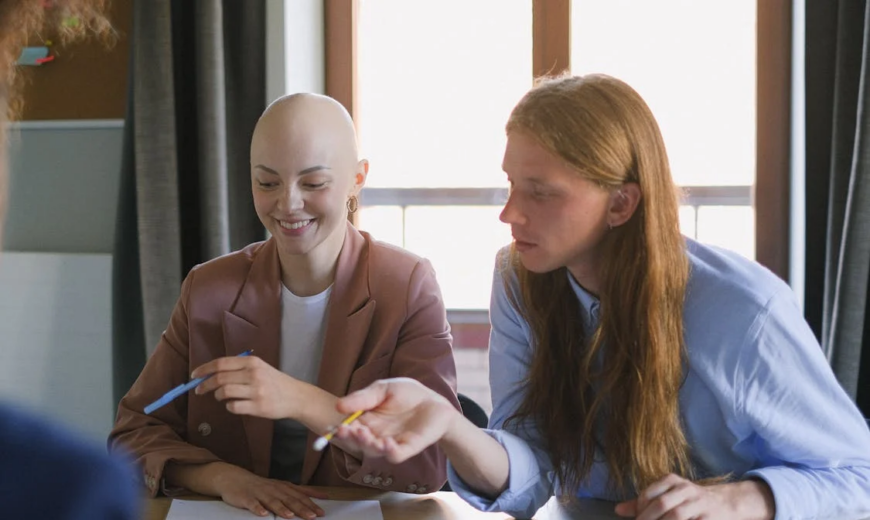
[300,223,374,483]
[222,238,282,477]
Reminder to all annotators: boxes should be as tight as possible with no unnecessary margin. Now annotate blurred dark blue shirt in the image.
[0,402,139,519]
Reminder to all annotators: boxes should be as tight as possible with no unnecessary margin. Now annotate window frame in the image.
[324,0,791,300]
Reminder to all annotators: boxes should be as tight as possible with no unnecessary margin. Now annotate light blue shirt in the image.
[448,239,870,519]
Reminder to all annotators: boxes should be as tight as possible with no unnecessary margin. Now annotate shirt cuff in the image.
[743,466,802,520]
[447,429,550,517]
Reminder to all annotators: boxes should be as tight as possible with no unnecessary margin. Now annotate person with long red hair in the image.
[335,74,870,520]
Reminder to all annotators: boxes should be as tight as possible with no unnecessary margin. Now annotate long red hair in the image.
[503,74,691,495]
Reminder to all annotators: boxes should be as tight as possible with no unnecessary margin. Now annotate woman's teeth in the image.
[280,219,311,230]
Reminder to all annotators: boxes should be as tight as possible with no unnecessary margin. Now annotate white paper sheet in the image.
[312,499,383,520]
[166,500,261,520]
[166,498,383,520]
[536,496,621,519]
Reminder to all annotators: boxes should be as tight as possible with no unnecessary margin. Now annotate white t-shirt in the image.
[270,283,332,483]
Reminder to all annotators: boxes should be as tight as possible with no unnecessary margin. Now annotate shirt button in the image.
[197,422,212,436]
[382,477,393,486]
[362,474,373,484]
[372,476,382,486]
[406,484,417,492]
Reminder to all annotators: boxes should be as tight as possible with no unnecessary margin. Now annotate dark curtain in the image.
[113,0,266,405]
[805,0,870,416]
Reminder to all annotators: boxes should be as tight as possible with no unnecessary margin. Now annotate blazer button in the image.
[362,474,373,484]
[382,477,393,486]
[406,484,417,493]
[417,486,428,494]
[197,422,212,436]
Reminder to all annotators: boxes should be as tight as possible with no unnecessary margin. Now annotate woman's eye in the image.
[305,182,327,189]
[258,182,278,188]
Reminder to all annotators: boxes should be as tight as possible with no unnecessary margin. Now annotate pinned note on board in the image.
[16,47,53,66]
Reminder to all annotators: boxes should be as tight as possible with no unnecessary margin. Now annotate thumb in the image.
[337,380,390,414]
[614,499,637,517]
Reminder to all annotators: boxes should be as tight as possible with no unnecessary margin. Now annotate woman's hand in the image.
[192,355,300,419]
[334,377,461,463]
[615,474,775,520]
[213,464,328,519]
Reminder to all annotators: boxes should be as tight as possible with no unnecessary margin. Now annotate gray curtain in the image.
[805,0,870,416]
[113,0,266,404]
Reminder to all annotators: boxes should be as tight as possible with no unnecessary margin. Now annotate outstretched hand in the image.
[334,377,460,463]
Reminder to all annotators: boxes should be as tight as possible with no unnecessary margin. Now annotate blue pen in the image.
[144,349,254,415]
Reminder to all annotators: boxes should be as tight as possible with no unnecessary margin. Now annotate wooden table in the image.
[144,486,620,520]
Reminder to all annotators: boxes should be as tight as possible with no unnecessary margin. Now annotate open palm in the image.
[335,378,459,463]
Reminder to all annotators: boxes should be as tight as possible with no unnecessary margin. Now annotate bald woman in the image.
[109,94,460,519]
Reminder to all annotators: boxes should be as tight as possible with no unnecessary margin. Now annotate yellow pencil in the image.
[313,410,364,451]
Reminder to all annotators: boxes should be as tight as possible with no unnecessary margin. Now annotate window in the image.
[571,0,756,259]
[315,0,790,412]
[320,0,789,311]
[355,0,530,310]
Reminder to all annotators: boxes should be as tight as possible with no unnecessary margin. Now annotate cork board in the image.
[18,0,131,120]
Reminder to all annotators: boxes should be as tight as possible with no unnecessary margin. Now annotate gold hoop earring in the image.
[346,196,359,214]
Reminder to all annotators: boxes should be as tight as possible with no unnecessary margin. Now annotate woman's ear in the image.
[607,182,641,228]
[351,159,369,196]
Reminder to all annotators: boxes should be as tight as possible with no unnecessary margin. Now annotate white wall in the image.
[266,0,325,104]
[0,252,114,441]
[1,121,122,441]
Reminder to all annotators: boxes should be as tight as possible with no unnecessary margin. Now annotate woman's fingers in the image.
[257,485,325,520]
[213,383,251,401]
[262,496,297,519]
[337,424,390,458]
[241,498,270,517]
[196,370,249,395]
[614,499,638,517]
[191,356,252,379]
[291,484,329,500]
[275,489,324,519]
[636,474,683,512]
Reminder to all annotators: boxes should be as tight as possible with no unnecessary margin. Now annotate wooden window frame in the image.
[756,0,792,282]
[533,0,571,77]
[325,0,358,120]
[325,0,359,224]
[325,0,792,287]
[325,0,570,110]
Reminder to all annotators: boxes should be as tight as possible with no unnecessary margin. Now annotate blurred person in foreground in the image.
[0,1,139,518]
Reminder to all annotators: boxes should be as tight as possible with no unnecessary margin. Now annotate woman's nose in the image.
[277,185,304,212]
[499,193,525,225]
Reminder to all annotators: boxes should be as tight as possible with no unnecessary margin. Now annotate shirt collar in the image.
[566,270,600,327]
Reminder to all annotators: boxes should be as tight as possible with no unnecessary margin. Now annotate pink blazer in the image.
[109,223,459,497]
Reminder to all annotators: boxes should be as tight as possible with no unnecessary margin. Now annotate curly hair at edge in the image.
[0,0,114,235]
[0,0,114,117]
[501,74,694,497]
